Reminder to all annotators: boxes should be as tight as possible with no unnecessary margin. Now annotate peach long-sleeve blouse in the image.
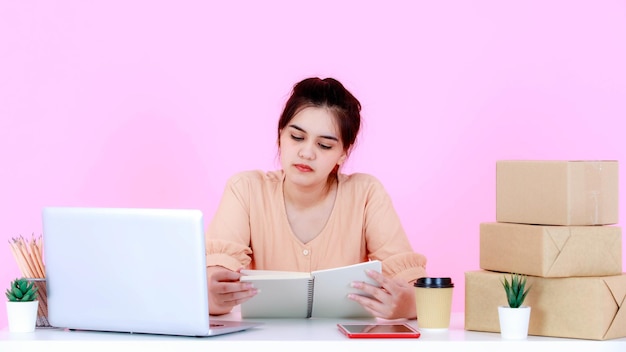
[205,170,427,283]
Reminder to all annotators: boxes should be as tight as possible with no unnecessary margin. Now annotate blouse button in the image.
[302,249,310,256]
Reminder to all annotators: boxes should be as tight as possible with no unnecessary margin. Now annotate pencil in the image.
[9,240,32,278]
[14,238,36,278]
[29,238,45,278]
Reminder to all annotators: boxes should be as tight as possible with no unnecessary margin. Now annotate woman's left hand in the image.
[348,269,417,320]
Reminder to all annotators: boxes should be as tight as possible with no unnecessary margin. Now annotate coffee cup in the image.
[414,277,454,330]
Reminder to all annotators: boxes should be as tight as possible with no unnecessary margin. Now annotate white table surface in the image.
[1,312,625,352]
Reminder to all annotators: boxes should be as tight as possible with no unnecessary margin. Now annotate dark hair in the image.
[277,77,362,154]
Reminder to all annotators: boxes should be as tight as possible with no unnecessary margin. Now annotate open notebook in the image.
[42,206,261,336]
[240,260,382,318]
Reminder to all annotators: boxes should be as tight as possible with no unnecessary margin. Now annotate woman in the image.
[205,77,427,319]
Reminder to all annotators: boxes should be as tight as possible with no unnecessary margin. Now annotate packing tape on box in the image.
[584,161,602,225]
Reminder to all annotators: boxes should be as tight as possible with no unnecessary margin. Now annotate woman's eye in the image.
[291,135,304,141]
[318,144,332,150]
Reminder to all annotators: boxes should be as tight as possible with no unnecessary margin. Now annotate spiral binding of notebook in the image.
[306,278,315,318]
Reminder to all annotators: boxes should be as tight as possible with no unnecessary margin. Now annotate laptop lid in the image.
[42,206,260,336]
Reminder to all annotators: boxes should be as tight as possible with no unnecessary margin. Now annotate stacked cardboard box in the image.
[465,160,626,340]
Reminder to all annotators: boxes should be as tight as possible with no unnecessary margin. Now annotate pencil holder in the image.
[25,278,50,328]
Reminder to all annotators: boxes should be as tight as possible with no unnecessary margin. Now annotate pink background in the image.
[1,1,625,328]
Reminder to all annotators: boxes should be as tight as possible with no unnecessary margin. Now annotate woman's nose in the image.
[298,144,315,160]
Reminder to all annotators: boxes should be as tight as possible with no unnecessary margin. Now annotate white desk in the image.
[1,313,624,352]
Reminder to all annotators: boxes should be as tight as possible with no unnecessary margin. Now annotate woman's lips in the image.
[295,164,313,172]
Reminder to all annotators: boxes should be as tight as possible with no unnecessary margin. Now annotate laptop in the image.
[41,206,261,337]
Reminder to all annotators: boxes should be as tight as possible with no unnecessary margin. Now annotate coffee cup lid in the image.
[414,277,454,288]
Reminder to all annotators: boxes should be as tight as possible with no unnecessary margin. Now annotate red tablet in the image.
[337,323,421,338]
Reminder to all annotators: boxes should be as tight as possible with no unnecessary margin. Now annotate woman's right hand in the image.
[206,266,258,315]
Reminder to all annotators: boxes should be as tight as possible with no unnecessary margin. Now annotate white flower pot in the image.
[6,301,39,333]
[498,305,531,339]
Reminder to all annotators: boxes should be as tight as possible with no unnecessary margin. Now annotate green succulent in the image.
[5,278,38,302]
[501,273,531,308]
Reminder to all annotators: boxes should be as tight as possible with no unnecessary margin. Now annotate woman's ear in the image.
[337,153,347,166]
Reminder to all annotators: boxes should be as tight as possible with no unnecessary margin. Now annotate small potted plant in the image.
[498,273,532,339]
[5,278,39,333]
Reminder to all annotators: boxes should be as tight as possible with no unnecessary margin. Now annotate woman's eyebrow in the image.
[288,124,306,133]
[288,124,339,142]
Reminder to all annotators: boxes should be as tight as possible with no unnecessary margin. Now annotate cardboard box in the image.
[465,270,626,340]
[480,222,622,277]
[496,160,619,225]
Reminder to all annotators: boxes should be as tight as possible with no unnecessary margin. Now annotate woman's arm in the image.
[349,175,427,319]
[205,173,260,314]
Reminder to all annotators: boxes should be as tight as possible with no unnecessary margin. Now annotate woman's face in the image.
[279,106,347,189]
